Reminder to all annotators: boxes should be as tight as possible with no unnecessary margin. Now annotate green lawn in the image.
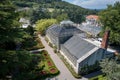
[89,74,107,80]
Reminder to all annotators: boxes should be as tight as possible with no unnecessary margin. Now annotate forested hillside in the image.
[13,0,98,24]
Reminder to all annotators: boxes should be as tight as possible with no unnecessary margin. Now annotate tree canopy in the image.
[0,0,20,43]
[13,0,98,24]
[30,7,51,24]
[0,1,38,79]
[100,58,120,80]
[0,50,41,80]
[35,19,57,35]
[99,2,120,45]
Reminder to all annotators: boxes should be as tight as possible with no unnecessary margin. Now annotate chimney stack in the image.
[101,30,110,49]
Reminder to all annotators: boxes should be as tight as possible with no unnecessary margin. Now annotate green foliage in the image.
[45,36,49,43]
[48,42,54,48]
[48,1,97,23]
[14,0,98,24]
[13,1,34,7]
[56,13,69,22]
[21,33,45,50]
[26,25,34,36]
[0,50,56,80]
[89,74,107,80]
[0,0,21,43]
[16,0,62,3]
[0,0,33,50]
[30,7,51,24]
[0,50,39,80]
[35,19,57,35]
[100,58,120,80]
[99,2,120,45]
[80,61,100,75]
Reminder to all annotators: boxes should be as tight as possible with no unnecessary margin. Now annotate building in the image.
[19,18,30,28]
[46,20,83,49]
[46,21,115,74]
[79,15,102,37]
[86,15,99,26]
[60,30,114,74]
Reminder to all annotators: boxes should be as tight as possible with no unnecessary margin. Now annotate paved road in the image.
[38,35,88,80]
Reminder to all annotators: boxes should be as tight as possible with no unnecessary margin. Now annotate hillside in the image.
[13,0,98,24]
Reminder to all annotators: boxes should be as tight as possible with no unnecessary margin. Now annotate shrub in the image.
[48,42,53,48]
[45,36,49,43]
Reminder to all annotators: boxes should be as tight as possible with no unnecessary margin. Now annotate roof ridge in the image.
[77,47,99,63]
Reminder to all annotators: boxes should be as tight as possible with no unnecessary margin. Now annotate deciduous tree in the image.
[35,19,57,35]
[99,2,120,45]
[100,58,120,80]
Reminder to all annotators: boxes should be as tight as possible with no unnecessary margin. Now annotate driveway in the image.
[38,35,88,80]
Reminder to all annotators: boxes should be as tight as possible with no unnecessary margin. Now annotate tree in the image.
[0,1,42,80]
[26,25,34,36]
[56,13,69,22]
[35,19,57,35]
[100,58,120,80]
[30,7,51,24]
[99,2,120,45]
[0,0,22,49]
[0,50,41,80]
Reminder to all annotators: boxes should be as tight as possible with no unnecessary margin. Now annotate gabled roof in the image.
[78,24,101,36]
[62,34,97,59]
[47,24,82,37]
[86,15,99,20]
[60,20,74,25]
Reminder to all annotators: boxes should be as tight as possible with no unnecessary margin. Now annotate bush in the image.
[35,38,45,48]
[45,36,49,43]
[89,75,106,80]
[48,42,53,48]
[22,37,44,50]
[53,49,57,53]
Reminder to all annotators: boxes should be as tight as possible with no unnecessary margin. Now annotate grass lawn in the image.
[89,74,107,80]
[34,50,60,79]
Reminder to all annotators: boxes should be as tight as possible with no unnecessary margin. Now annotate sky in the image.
[63,0,120,9]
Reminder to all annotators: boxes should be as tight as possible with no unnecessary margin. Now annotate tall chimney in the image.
[101,30,110,49]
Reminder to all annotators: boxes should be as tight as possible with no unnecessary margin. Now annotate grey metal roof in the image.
[60,20,74,25]
[62,35,96,59]
[78,24,101,36]
[46,24,82,37]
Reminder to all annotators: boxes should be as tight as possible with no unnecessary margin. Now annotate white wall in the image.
[60,50,78,73]
[78,48,105,73]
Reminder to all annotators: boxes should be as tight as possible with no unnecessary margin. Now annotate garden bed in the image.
[34,50,60,79]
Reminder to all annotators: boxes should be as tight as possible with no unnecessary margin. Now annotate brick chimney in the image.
[101,30,110,49]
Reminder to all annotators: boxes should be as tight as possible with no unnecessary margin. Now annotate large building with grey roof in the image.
[46,21,114,74]
[46,21,83,49]
[60,34,106,74]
